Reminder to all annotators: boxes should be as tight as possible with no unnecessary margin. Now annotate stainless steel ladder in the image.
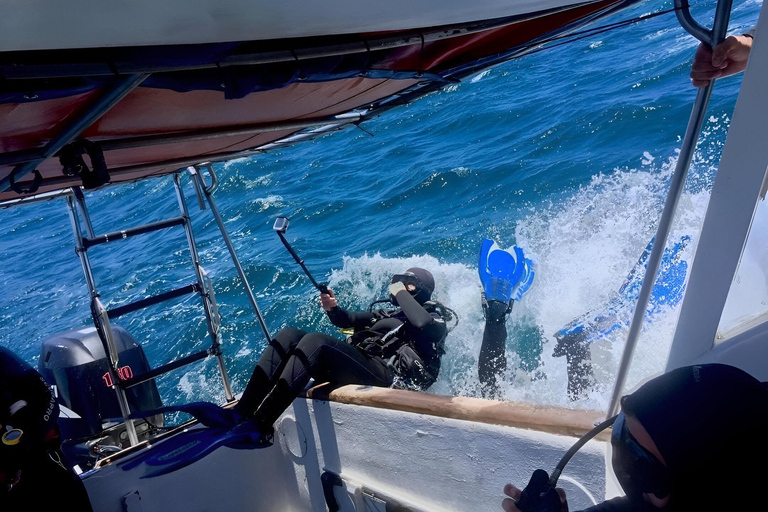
[66,166,271,445]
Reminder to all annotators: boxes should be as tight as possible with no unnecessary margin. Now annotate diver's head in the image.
[613,364,768,511]
[611,408,670,509]
[390,267,435,305]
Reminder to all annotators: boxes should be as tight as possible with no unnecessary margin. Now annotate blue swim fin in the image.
[555,235,691,345]
[132,401,245,429]
[479,239,534,303]
[121,402,271,478]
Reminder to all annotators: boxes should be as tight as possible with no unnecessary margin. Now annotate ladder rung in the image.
[107,283,200,319]
[120,350,209,388]
[82,216,186,248]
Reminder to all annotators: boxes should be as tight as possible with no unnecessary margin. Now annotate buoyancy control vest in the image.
[348,301,450,389]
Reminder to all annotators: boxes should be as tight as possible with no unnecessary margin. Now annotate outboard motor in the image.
[39,326,163,470]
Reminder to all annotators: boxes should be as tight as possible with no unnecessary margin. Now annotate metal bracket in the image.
[199,265,221,337]
[189,167,207,211]
[194,163,219,195]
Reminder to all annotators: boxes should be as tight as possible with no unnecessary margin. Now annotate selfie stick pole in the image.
[273,217,329,294]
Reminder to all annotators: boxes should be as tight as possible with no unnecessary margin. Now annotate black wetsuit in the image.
[553,330,595,401]
[237,289,447,426]
[0,347,93,510]
[479,298,512,397]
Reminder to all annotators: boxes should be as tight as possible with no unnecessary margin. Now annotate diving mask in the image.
[611,412,670,499]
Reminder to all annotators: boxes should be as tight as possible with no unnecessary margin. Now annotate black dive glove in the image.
[515,469,564,512]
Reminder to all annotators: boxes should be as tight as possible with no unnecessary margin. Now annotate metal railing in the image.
[607,0,734,417]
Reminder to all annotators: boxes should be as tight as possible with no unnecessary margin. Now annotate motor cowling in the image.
[38,326,163,469]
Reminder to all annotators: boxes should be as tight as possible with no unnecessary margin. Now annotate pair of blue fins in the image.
[478,238,536,304]
[479,235,690,341]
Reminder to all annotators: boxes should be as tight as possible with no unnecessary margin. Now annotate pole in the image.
[607,0,733,417]
[276,232,329,294]
[193,165,273,345]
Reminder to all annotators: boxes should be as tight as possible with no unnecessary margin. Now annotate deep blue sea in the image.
[0,0,762,413]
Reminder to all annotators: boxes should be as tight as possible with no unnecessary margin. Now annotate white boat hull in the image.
[83,391,610,511]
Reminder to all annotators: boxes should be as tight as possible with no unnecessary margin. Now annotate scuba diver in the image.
[0,347,93,510]
[502,363,768,512]
[553,236,690,401]
[235,267,449,433]
[478,239,535,397]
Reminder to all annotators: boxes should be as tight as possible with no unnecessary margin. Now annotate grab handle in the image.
[674,0,733,47]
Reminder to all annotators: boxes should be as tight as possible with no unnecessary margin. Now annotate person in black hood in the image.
[502,363,768,512]
[236,267,448,433]
[0,347,93,510]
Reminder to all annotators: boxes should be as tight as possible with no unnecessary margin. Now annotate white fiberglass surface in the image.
[717,184,768,341]
[1,0,590,52]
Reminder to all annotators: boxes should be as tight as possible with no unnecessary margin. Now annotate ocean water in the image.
[0,0,762,414]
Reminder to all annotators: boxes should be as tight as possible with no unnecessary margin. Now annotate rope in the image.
[522,6,684,57]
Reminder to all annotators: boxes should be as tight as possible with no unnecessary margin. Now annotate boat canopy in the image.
[1,0,628,52]
[0,0,637,204]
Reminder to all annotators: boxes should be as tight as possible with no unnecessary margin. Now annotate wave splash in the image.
[327,155,711,409]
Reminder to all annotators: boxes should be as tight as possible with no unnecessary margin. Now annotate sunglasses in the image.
[611,412,670,499]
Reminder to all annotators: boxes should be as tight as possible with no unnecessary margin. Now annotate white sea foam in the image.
[513,156,712,408]
[242,173,274,190]
[470,70,492,83]
[249,194,285,212]
[642,151,655,165]
[223,157,250,169]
